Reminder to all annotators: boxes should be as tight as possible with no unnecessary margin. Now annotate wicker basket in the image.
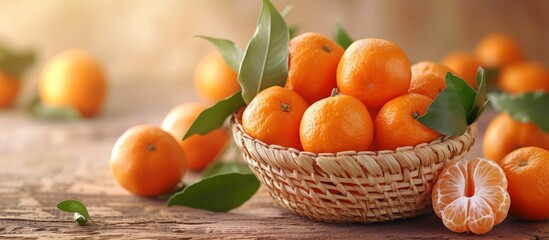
[231,115,477,223]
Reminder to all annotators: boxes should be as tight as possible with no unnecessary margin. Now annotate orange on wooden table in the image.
[441,50,480,90]
[483,113,549,163]
[285,32,344,105]
[432,158,510,234]
[242,86,309,150]
[374,93,441,151]
[500,147,549,221]
[498,61,549,94]
[39,50,107,118]
[408,61,453,99]
[337,38,411,111]
[0,72,21,108]
[475,32,523,70]
[162,103,229,171]
[111,125,187,197]
[300,89,373,153]
[194,51,240,103]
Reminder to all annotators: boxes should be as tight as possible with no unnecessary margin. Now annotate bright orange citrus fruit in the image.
[498,61,549,94]
[194,51,240,103]
[409,61,453,99]
[441,50,480,90]
[475,33,523,70]
[0,72,21,108]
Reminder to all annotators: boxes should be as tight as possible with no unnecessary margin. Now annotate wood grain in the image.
[1,84,547,239]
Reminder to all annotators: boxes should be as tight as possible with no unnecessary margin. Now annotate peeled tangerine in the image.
[432,158,510,234]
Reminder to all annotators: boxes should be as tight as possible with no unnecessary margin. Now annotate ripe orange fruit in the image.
[337,38,411,111]
[500,147,549,221]
[242,86,308,150]
[0,72,21,108]
[285,32,344,104]
[441,50,480,90]
[483,113,549,163]
[432,158,510,234]
[408,61,453,99]
[39,50,107,118]
[300,89,373,153]
[498,61,549,94]
[111,125,187,197]
[194,51,240,103]
[475,33,523,70]
[161,103,229,171]
[374,93,441,151]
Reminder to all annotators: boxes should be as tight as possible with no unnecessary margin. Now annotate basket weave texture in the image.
[232,115,477,223]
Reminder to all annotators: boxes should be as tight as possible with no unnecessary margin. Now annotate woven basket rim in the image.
[231,114,476,159]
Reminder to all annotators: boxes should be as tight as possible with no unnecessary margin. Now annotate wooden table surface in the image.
[1,84,548,239]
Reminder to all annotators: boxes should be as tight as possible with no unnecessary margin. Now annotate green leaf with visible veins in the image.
[196,36,243,72]
[418,72,477,136]
[167,173,260,212]
[238,0,289,104]
[489,91,549,133]
[334,20,353,49]
[57,200,93,224]
[467,67,489,124]
[182,91,244,140]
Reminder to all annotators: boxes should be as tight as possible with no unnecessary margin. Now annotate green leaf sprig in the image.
[489,91,549,132]
[195,36,243,72]
[0,43,34,78]
[27,97,82,121]
[57,200,93,225]
[334,20,353,49]
[418,67,488,136]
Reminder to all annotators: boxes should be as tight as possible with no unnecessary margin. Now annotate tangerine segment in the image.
[300,92,373,153]
[242,86,308,150]
[337,38,411,111]
[500,147,549,221]
[374,93,441,151]
[432,158,510,234]
[285,32,344,104]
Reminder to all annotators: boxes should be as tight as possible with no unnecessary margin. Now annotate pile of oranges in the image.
[243,33,445,153]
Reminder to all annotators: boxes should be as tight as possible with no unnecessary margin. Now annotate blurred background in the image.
[0,0,548,104]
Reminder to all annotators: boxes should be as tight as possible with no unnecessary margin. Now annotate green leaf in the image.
[183,91,244,140]
[467,67,488,124]
[238,0,289,104]
[418,72,476,136]
[202,161,252,179]
[74,213,88,226]
[196,36,243,72]
[57,200,93,224]
[167,173,260,212]
[28,98,82,121]
[489,91,549,133]
[0,44,35,77]
[334,20,353,49]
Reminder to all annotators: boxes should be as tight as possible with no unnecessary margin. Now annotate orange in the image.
[285,32,344,104]
[432,158,510,234]
[500,147,549,221]
[498,61,549,94]
[300,89,373,153]
[0,72,21,108]
[483,113,549,163]
[39,50,107,118]
[475,33,523,69]
[242,86,308,150]
[161,103,229,171]
[408,61,453,99]
[194,51,240,103]
[337,38,411,111]
[441,50,480,90]
[374,93,441,151]
[111,125,187,197]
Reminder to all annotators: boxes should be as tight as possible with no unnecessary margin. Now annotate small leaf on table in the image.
[57,200,93,224]
[195,36,243,72]
[28,98,82,121]
[334,20,353,49]
[167,173,260,212]
[183,91,245,140]
[489,91,549,133]
[238,0,290,104]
